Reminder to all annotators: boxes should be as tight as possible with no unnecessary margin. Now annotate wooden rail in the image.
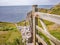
[36,25,60,45]
[34,12,60,24]
[36,34,47,45]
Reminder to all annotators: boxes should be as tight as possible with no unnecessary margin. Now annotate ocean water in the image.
[0,5,53,23]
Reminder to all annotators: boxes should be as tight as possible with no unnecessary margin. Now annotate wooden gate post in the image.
[32,5,38,45]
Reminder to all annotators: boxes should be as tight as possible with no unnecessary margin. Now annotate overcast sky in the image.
[0,0,60,6]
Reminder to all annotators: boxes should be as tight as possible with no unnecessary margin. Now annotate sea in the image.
[0,5,53,23]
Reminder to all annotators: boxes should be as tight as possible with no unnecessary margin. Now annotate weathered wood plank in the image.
[36,25,60,45]
[40,19,55,45]
[35,12,60,24]
[33,16,36,45]
[32,5,38,45]
[36,34,47,45]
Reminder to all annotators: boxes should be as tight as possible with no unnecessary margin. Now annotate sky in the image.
[0,0,60,6]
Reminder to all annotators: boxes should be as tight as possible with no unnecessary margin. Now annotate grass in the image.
[0,22,23,45]
[17,20,29,26]
[49,30,60,40]
[6,30,23,45]
[0,31,11,45]
[0,22,17,31]
[0,30,23,45]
